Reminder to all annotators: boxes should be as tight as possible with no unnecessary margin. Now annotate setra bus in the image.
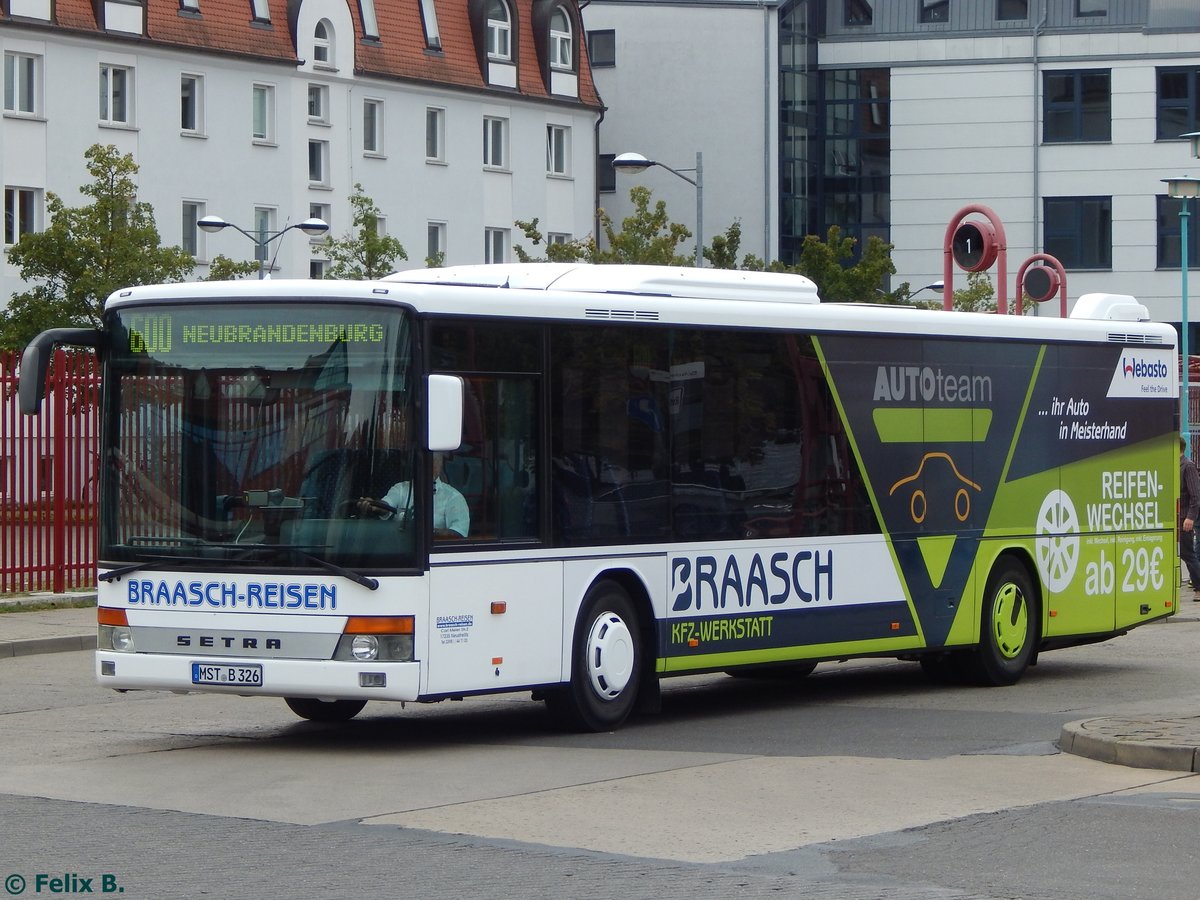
[20,264,1179,731]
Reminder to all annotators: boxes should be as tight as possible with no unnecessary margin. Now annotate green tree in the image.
[914,271,997,312]
[203,255,261,281]
[316,184,407,279]
[514,186,693,266]
[0,143,194,349]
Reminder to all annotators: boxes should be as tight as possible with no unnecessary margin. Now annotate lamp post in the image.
[197,215,329,279]
[1163,176,1200,451]
[611,151,703,267]
[908,280,944,301]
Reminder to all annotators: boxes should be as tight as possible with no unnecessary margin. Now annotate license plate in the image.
[191,662,263,687]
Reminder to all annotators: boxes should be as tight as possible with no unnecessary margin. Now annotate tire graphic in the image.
[1034,489,1079,592]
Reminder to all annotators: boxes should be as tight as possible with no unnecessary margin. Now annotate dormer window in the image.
[249,0,269,22]
[314,20,333,66]
[550,7,572,70]
[487,0,511,61]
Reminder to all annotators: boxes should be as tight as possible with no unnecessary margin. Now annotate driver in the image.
[357,451,470,539]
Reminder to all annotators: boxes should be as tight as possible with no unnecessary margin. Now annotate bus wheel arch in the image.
[545,572,654,732]
[962,551,1041,686]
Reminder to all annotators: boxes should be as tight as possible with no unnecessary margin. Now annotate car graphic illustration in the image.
[888,451,981,524]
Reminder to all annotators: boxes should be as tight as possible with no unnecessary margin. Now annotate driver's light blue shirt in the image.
[381,478,470,537]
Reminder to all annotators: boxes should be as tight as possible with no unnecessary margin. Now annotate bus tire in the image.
[545,580,641,732]
[961,558,1038,686]
[284,697,367,722]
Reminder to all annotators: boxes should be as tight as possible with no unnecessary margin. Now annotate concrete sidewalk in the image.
[5,591,1200,774]
[0,593,97,658]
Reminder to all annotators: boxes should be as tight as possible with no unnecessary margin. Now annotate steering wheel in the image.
[336,498,393,519]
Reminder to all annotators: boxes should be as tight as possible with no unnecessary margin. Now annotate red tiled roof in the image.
[16,0,600,106]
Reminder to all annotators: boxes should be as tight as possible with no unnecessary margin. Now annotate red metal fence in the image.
[1,349,100,595]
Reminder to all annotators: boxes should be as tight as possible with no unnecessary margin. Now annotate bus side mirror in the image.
[426,374,464,452]
[19,327,103,415]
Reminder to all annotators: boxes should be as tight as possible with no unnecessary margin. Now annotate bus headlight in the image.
[351,635,378,660]
[99,625,135,653]
[334,617,414,662]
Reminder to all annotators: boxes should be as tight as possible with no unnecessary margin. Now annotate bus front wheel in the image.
[961,558,1038,686]
[284,697,367,722]
[546,581,642,732]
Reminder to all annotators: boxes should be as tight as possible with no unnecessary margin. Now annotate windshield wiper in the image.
[292,550,379,591]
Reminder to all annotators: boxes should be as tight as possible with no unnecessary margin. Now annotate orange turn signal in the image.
[343,616,414,635]
[98,607,128,626]
[491,601,507,615]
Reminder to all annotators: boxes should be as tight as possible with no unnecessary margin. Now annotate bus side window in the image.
[442,375,538,541]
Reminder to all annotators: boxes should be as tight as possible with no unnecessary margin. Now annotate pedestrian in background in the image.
[1180,435,1200,599]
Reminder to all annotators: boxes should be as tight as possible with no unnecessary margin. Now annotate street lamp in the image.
[909,280,944,300]
[197,215,329,279]
[612,151,704,267]
[1163,176,1200,451]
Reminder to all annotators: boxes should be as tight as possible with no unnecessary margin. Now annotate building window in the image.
[4,187,38,245]
[485,227,508,264]
[588,30,614,68]
[845,0,872,26]
[310,259,327,279]
[547,125,569,175]
[99,64,132,125]
[426,107,445,161]
[252,83,275,142]
[307,84,328,123]
[1157,68,1200,142]
[4,52,40,115]
[181,74,203,133]
[1044,197,1111,269]
[314,20,333,66]
[359,0,379,40]
[427,221,446,263]
[919,0,948,23]
[598,153,616,192]
[308,140,329,184]
[1076,0,1106,15]
[249,0,269,21]
[996,0,1028,19]
[254,207,275,263]
[364,99,383,154]
[484,116,507,168]
[1157,196,1200,270]
[550,8,573,69]
[309,202,330,236]
[419,0,441,48]
[487,0,511,61]
[1043,70,1110,143]
[547,232,570,246]
[180,0,200,9]
[182,201,204,257]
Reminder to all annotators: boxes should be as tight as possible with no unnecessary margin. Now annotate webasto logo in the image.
[1122,357,1169,379]
[873,366,993,403]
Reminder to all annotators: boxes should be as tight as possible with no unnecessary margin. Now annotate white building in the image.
[585,0,1200,328]
[1,0,602,303]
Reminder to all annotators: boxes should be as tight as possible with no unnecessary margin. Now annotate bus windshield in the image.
[100,301,418,572]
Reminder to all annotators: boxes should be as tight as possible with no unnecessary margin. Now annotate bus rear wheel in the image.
[545,580,642,733]
[960,558,1038,686]
[284,697,367,722]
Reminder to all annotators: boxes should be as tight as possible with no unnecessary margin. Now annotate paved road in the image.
[3,612,1200,897]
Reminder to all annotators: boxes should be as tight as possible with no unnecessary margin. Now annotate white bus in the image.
[20,264,1179,731]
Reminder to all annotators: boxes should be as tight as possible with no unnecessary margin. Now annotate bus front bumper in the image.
[95,651,422,702]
